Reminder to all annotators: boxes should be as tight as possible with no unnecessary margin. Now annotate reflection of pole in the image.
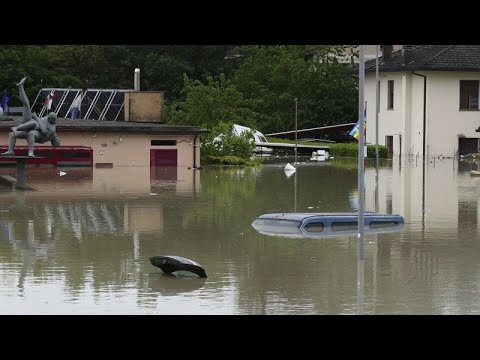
[17,159,26,186]
[8,222,15,243]
[356,257,364,315]
[372,235,378,313]
[27,220,34,246]
[46,208,52,238]
[358,45,366,259]
[375,45,380,213]
[294,98,298,166]
[134,230,139,260]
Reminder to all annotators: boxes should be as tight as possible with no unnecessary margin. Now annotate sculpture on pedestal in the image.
[1,77,60,157]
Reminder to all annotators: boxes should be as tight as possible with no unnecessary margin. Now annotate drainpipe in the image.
[413,71,427,235]
[412,72,427,162]
[193,134,198,169]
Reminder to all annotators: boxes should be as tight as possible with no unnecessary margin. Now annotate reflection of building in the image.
[361,159,480,313]
[364,159,471,226]
[124,204,163,234]
[0,200,164,305]
[0,164,200,199]
[364,158,479,278]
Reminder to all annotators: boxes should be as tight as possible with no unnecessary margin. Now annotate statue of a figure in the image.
[1,77,60,157]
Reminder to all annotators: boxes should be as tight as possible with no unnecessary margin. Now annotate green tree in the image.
[125,45,237,100]
[166,73,259,128]
[166,74,259,160]
[49,45,134,89]
[299,60,358,128]
[0,45,238,106]
[232,45,358,134]
[142,53,193,100]
[0,45,83,105]
[233,46,308,134]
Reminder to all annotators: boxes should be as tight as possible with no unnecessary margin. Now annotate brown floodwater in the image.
[1,157,479,314]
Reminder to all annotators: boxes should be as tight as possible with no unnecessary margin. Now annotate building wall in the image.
[408,74,425,157]
[365,71,480,159]
[0,130,200,168]
[427,72,480,157]
[124,92,165,123]
[365,72,404,155]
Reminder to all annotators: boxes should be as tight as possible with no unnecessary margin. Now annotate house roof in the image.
[363,45,480,72]
[0,117,209,135]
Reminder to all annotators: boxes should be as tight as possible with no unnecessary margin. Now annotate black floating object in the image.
[150,255,207,278]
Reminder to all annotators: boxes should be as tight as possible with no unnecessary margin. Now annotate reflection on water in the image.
[148,273,207,295]
[1,159,480,314]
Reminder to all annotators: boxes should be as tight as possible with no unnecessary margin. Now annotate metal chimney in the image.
[134,68,140,91]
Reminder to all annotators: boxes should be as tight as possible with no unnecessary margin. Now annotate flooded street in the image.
[1,158,480,314]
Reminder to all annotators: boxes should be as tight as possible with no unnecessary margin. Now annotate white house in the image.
[363,45,480,159]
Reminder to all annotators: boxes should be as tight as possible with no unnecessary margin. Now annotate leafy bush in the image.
[201,122,256,160]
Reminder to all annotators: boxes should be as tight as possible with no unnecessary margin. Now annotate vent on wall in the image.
[95,163,113,168]
[151,140,177,146]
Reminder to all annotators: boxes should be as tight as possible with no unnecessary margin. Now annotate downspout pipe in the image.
[413,71,427,235]
[412,72,427,162]
[193,134,198,169]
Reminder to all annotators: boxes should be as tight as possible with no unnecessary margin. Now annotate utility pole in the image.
[357,45,366,314]
[358,45,366,256]
[375,45,380,213]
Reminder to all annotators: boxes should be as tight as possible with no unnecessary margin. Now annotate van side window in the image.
[304,222,324,232]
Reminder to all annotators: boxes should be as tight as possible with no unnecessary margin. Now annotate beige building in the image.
[363,45,480,159]
[0,89,208,170]
[0,117,207,169]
